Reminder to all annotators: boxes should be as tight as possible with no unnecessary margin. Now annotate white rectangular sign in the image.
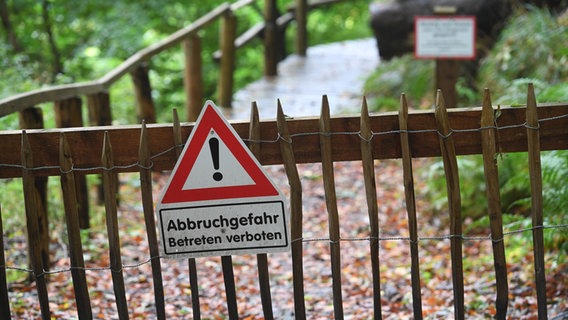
[159,200,288,257]
[414,16,476,60]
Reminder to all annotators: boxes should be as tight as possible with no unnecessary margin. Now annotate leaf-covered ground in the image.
[3,160,567,319]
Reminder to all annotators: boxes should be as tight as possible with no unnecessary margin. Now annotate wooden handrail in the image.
[0,2,230,117]
[0,0,345,119]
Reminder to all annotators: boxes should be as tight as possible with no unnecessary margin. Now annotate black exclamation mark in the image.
[209,137,223,181]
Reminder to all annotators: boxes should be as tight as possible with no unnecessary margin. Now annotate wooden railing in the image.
[1,86,567,319]
[0,0,344,124]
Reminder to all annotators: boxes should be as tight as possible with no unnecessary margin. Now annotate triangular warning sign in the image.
[159,101,279,204]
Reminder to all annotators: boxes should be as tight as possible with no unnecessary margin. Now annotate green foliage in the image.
[424,156,488,220]
[414,7,568,259]
[364,55,434,110]
[478,6,568,105]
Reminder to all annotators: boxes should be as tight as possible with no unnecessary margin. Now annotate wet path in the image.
[230,38,380,120]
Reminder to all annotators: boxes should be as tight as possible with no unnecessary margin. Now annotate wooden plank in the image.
[480,89,508,319]
[248,102,274,320]
[59,133,93,319]
[276,101,306,319]
[18,107,50,268]
[21,131,51,320]
[526,84,547,319]
[173,110,201,320]
[131,64,157,124]
[0,205,12,319]
[319,95,344,319]
[295,0,307,56]
[183,35,204,122]
[434,90,464,319]
[87,91,112,206]
[0,81,102,117]
[264,0,278,76]
[1,104,567,179]
[218,12,237,109]
[55,97,90,229]
[398,94,423,319]
[101,132,129,319]
[360,98,383,319]
[222,255,239,319]
[138,122,166,320]
[87,92,112,127]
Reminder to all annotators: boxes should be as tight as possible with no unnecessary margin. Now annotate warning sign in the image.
[414,16,476,60]
[156,101,289,259]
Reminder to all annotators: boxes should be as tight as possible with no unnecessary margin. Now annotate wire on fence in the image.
[2,223,567,278]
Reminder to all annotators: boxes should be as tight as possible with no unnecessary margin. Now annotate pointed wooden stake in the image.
[434,90,464,320]
[276,99,306,319]
[480,89,508,319]
[360,97,383,319]
[399,93,423,319]
[526,83,547,319]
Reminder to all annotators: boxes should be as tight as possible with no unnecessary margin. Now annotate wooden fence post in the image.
[526,84,547,319]
[54,97,90,229]
[131,63,157,124]
[295,0,307,56]
[434,90,464,319]
[218,12,237,109]
[138,122,166,320]
[480,89,508,319]
[18,107,50,272]
[59,133,93,319]
[0,205,11,319]
[249,102,274,319]
[88,92,112,205]
[183,35,204,122]
[399,94,423,319]
[101,131,129,319]
[87,92,112,127]
[319,95,344,319]
[360,98,384,319]
[276,101,306,319]
[21,131,51,320]
[264,0,278,76]
[434,6,459,109]
[172,110,201,320]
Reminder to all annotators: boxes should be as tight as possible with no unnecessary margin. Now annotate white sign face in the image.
[160,201,288,256]
[156,101,290,259]
[414,16,476,59]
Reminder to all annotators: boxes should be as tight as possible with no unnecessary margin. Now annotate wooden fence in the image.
[0,86,567,319]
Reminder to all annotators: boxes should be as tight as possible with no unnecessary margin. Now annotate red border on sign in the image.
[160,103,279,203]
[414,16,477,60]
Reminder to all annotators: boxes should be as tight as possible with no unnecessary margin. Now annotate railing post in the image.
[54,97,90,229]
[218,12,237,109]
[18,107,50,272]
[87,92,112,204]
[131,63,157,123]
[183,34,204,122]
[21,131,51,319]
[87,92,112,127]
[295,0,308,56]
[0,205,11,319]
[264,0,278,76]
